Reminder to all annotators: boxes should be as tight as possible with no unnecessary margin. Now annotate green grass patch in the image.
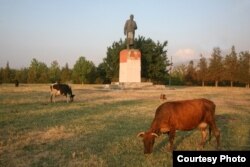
[0,84,249,166]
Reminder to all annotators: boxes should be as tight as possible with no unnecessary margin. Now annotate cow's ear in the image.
[137,132,145,138]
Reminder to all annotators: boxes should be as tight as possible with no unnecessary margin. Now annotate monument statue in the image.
[120,14,141,83]
[124,14,137,49]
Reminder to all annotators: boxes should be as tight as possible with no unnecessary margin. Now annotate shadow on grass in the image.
[216,113,250,150]
[153,130,196,153]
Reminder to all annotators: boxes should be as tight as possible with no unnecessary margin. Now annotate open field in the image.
[0,84,250,167]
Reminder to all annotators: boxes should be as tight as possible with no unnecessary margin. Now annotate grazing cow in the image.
[50,83,75,103]
[137,98,220,154]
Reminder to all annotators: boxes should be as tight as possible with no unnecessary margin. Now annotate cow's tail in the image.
[204,99,220,148]
[210,101,216,116]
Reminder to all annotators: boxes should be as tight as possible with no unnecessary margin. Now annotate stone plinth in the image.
[119,49,141,83]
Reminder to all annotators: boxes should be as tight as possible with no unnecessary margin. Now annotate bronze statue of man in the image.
[124,14,137,49]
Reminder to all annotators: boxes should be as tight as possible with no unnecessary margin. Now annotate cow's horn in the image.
[137,132,145,137]
[151,133,159,138]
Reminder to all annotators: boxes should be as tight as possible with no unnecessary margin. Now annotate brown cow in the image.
[137,98,220,154]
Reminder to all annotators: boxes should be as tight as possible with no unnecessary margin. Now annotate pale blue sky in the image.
[0,0,249,68]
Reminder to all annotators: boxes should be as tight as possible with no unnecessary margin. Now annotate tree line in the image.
[171,46,250,88]
[0,57,96,84]
[0,36,249,88]
[0,36,170,85]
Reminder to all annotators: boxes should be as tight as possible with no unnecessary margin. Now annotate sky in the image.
[0,0,249,68]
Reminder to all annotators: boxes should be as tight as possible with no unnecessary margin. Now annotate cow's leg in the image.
[166,130,175,152]
[209,121,220,149]
[50,93,56,103]
[208,126,212,143]
[199,129,207,148]
[199,122,208,148]
[214,128,220,149]
[66,95,69,103]
[50,94,53,103]
[53,94,56,103]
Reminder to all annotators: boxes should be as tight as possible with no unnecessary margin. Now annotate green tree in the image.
[185,60,197,85]
[2,62,11,83]
[72,56,96,84]
[102,36,170,84]
[208,47,224,87]
[14,68,29,83]
[61,63,72,83]
[96,62,110,84]
[103,39,125,82]
[223,46,238,87]
[135,37,156,81]
[49,60,61,83]
[171,64,186,85]
[237,51,250,88]
[27,58,49,83]
[27,59,37,83]
[135,36,169,83]
[0,68,3,84]
[197,54,208,86]
[37,62,49,83]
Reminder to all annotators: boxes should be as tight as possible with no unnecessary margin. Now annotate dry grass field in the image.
[0,84,249,167]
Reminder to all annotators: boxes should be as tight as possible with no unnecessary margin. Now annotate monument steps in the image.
[105,82,166,90]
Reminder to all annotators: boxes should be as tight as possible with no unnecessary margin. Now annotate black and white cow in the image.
[50,83,75,103]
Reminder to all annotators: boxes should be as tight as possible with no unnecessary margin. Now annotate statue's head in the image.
[130,14,134,20]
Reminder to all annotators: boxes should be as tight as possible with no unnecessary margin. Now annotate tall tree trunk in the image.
[202,80,205,87]
[215,80,218,87]
[230,81,233,87]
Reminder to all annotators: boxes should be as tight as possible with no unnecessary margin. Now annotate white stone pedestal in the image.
[119,49,141,83]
